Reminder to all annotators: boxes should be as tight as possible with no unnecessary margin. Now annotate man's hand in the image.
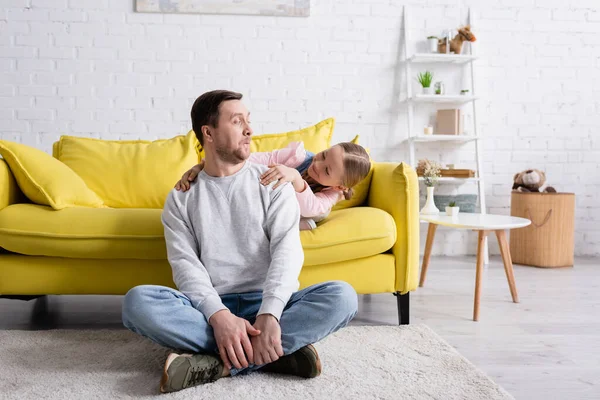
[174,160,205,192]
[260,165,304,191]
[209,310,261,370]
[251,314,284,365]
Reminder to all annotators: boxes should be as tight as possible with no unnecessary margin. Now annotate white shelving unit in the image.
[407,53,477,64]
[408,135,480,143]
[402,6,489,262]
[409,94,479,104]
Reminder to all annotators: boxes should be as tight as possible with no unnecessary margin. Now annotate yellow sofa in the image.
[0,122,420,324]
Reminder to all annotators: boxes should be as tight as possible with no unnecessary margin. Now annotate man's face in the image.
[209,100,252,164]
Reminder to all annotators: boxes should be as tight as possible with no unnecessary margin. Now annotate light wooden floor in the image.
[1,256,598,399]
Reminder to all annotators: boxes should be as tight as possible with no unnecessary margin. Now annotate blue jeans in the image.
[122,280,358,376]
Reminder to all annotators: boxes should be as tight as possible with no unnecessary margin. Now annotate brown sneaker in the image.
[260,344,322,378]
[160,352,223,393]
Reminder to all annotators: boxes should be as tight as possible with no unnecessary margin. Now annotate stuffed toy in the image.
[512,169,557,193]
[438,25,477,54]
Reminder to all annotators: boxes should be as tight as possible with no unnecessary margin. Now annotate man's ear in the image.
[202,126,213,143]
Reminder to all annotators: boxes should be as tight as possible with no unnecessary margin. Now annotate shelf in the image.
[409,95,478,104]
[409,135,480,143]
[418,177,480,184]
[407,53,477,64]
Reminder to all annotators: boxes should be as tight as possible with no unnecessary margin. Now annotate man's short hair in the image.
[190,90,243,147]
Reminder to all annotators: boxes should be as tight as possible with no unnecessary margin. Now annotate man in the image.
[122,90,358,393]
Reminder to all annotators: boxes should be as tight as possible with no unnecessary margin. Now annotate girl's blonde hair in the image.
[302,142,371,200]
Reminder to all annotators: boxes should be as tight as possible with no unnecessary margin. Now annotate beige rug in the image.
[0,325,512,399]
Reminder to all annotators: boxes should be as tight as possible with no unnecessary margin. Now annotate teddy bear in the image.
[512,169,557,193]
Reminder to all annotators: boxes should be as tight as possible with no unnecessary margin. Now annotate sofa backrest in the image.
[47,117,373,210]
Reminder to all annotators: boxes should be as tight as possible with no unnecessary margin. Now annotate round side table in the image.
[419,213,531,321]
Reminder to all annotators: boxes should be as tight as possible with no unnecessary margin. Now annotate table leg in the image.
[419,223,437,287]
[495,229,519,303]
[473,230,488,321]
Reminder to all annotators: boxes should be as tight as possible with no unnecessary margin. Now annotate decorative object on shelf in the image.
[418,159,442,215]
[417,168,475,178]
[460,89,470,95]
[417,71,433,94]
[435,109,463,135]
[423,126,433,135]
[434,82,445,95]
[512,169,557,193]
[446,201,460,217]
[437,25,477,55]
[427,36,438,53]
[441,168,475,178]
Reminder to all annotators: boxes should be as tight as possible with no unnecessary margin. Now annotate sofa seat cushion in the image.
[0,204,165,259]
[0,205,396,264]
[300,207,396,266]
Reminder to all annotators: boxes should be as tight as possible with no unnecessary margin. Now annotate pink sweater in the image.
[249,142,342,218]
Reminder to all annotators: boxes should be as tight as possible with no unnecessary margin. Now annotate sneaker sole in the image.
[306,344,322,378]
[160,353,180,393]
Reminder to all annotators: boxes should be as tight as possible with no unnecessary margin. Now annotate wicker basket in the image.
[509,192,575,268]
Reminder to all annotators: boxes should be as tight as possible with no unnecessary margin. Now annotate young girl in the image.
[175,141,371,230]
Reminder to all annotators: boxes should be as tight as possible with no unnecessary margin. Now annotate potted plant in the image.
[417,71,433,95]
[435,82,444,95]
[460,89,470,96]
[446,201,460,217]
[418,159,441,215]
[427,36,438,53]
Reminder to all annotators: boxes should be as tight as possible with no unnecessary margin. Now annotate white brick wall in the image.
[1,0,599,256]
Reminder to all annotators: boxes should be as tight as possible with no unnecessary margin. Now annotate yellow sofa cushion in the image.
[300,207,396,266]
[0,140,104,210]
[0,204,396,264]
[0,204,165,259]
[54,131,198,208]
[196,118,335,159]
[0,158,25,210]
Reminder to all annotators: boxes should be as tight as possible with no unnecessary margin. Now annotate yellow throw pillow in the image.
[331,136,374,211]
[251,118,334,153]
[195,118,335,159]
[55,131,198,209]
[0,140,104,210]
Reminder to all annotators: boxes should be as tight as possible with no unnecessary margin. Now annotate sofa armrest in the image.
[0,158,24,210]
[367,162,420,294]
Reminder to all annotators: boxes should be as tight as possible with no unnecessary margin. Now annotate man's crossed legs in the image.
[122,281,357,393]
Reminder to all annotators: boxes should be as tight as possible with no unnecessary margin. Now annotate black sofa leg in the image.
[394,292,410,325]
[0,294,54,329]
[31,295,56,329]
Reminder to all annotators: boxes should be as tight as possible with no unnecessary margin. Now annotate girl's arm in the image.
[295,183,343,218]
[249,142,306,168]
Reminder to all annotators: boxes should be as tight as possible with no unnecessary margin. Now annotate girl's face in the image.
[307,145,346,188]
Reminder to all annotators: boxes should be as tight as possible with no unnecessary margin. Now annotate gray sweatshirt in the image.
[161,161,303,322]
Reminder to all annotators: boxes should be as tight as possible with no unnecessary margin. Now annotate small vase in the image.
[421,186,439,215]
[427,38,438,53]
[422,87,433,95]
